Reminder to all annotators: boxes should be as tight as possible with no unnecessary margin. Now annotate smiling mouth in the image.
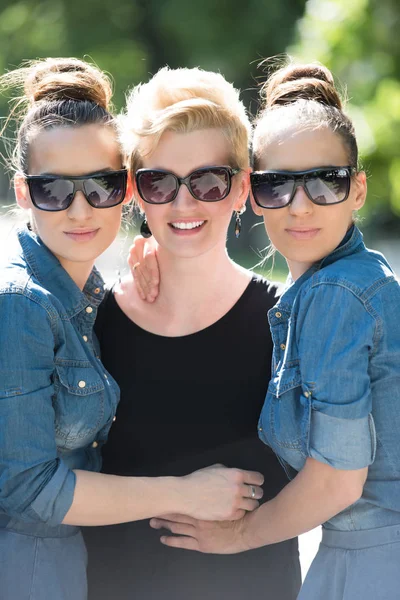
[169,220,206,231]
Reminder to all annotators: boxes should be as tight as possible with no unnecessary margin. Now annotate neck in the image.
[155,242,245,309]
[286,259,314,281]
[56,256,94,290]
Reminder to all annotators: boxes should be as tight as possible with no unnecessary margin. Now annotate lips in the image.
[285,228,320,240]
[169,220,205,230]
[64,228,100,242]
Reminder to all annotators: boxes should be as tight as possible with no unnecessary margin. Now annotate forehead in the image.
[141,128,232,175]
[255,125,349,172]
[28,124,121,175]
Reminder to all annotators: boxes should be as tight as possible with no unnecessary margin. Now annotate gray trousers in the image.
[298,523,400,600]
[0,528,87,600]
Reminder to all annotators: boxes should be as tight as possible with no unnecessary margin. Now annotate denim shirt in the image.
[258,226,400,531]
[0,227,119,537]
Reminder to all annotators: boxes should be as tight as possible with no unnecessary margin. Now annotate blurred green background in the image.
[0,0,399,280]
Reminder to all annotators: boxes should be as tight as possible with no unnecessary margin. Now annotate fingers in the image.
[160,535,199,551]
[128,236,145,269]
[239,498,260,513]
[241,470,264,487]
[154,514,196,525]
[229,508,246,521]
[128,236,160,302]
[150,518,195,537]
[242,484,263,501]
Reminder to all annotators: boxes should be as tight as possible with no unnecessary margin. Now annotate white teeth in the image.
[170,221,205,230]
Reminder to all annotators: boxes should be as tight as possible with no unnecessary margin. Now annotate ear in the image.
[122,171,134,206]
[130,176,146,213]
[352,170,367,211]
[14,174,31,210]
[233,168,251,212]
[249,189,263,217]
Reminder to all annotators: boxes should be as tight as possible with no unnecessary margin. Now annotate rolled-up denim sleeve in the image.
[0,293,76,525]
[296,283,377,470]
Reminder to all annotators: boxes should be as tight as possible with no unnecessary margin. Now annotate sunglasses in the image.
[135,166,241,205]
[250,166,356,209]
[25,169,128,212]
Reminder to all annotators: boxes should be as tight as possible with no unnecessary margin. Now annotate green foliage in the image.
[289,0,400,225]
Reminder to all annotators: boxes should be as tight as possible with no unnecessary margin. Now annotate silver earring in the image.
[234,205,246,238]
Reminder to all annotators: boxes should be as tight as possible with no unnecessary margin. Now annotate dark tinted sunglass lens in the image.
[84,172,126,208]
[29,178,74,211]
[251,173,294,208]
[190,168,229,201]
[137,171,177,204]
[305,169,350,204]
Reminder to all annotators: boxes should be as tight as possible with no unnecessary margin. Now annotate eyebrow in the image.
[37,167,117,177]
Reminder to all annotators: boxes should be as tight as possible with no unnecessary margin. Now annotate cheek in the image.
[261,212,282,242]
[31,212,61,237]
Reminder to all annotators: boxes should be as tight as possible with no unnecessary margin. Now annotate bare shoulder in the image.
[114,275,149,318]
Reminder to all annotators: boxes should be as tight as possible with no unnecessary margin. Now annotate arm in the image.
[64,465,263,526]
[151,457,367,553]
[153,284,375,551]
[0,294,262,527]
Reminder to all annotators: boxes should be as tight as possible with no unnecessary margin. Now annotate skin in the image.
[251,126,367,280]
[12,122,263,526]
[148,125,369,553]
[116,128,252,338]
[15,124,131,290]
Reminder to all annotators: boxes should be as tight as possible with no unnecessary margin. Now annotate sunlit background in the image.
[0,0,399,577]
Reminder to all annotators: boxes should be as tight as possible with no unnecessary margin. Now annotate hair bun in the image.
[24,57,112,110]
[262,63,343,111]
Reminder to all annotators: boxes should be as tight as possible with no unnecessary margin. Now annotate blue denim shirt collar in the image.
[17,226,105,318]
[277,225,365,314]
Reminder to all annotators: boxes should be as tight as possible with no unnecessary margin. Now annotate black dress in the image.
[84,276,301,599]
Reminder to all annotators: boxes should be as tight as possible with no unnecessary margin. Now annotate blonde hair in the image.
[120,66,251,174]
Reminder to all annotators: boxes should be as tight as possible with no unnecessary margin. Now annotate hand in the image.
[128,235,160,302]
[180,464,263,521]
[150,513,252,554]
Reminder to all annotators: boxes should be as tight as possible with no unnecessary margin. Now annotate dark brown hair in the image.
[253,62,358,169]
[1,57,117,174]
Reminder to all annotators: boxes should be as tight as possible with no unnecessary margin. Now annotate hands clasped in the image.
[182,464,263,522]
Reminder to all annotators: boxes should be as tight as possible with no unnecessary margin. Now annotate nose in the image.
[67,190,93,220]
[172,182,198,210]
[288,185,314,216]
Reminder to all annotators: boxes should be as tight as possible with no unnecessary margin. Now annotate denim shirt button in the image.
[78,380,86,389]
[91,441,98,448]
[86,306,93,314]
[280,343,286,350]
[304,391,310,398]
[275,312,282,318]
[82,335,88,342]
[112,416,117,422]
[94,287,101,294]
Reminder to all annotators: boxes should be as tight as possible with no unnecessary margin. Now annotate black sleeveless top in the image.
[84,276,301,600]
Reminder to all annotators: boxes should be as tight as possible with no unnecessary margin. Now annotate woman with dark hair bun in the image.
[143,62,400,599]
[0,58,264,600]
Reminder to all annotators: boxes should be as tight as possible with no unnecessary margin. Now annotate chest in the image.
[52,317,119,451]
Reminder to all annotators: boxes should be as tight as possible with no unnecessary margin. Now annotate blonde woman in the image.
[83,67,301,600]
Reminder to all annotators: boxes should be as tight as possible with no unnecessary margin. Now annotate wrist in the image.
[240,509,265,551]
[162,475,191,515]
